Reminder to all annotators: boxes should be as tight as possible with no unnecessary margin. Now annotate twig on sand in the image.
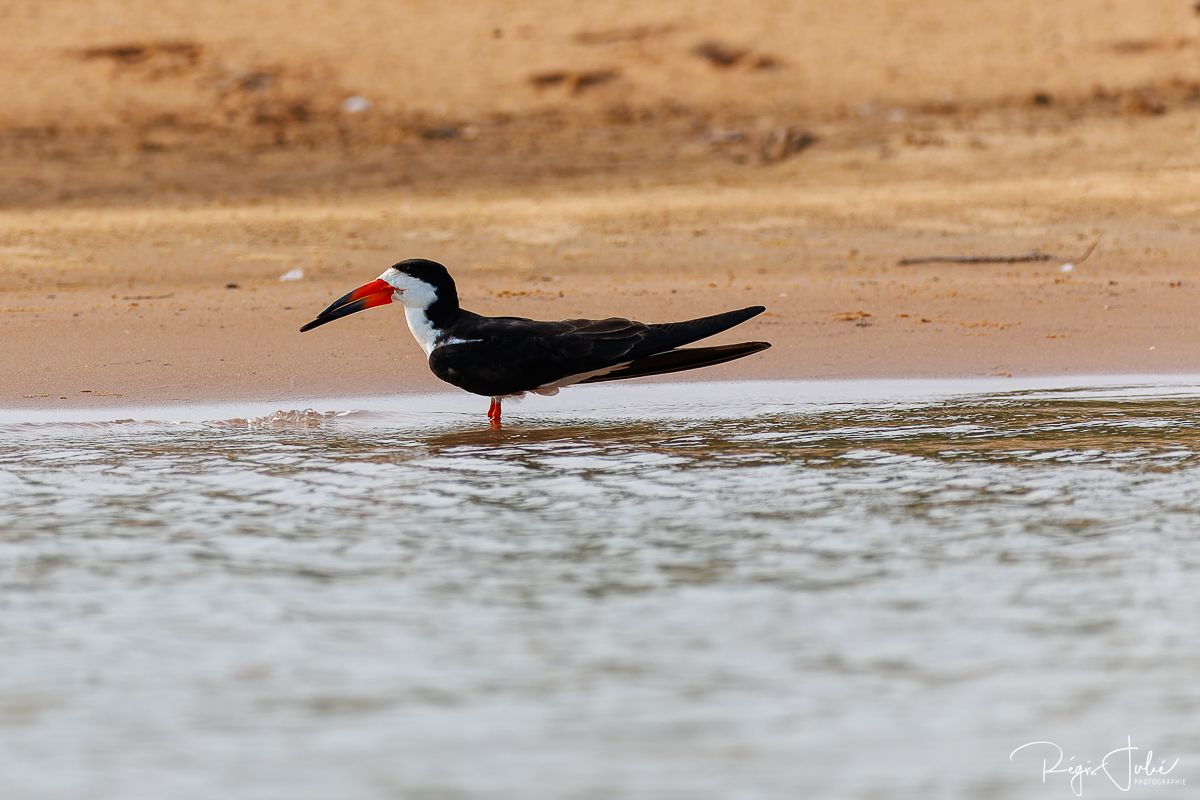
[897,239,1099,267]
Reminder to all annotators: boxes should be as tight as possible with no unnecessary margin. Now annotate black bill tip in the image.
[298,297,371,333]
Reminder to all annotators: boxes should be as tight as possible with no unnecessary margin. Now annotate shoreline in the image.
[6,372,1200,418]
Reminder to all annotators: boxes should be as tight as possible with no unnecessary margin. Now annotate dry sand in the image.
[3,1,1200,407]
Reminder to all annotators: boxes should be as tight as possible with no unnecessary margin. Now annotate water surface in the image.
[2,379,1198,799]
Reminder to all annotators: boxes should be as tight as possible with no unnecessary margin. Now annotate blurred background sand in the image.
[3,1,1200,404]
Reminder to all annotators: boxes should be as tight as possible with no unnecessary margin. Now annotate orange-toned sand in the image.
[3,1,1200,407]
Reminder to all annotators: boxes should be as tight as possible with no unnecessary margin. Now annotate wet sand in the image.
[3,1,1200,407]
[5,156,1200,408]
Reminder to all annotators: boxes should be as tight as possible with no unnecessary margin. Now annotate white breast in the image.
[403,307,480,356]
[404,307,443,356]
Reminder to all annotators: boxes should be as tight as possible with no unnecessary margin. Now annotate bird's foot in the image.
[487,398,502,428]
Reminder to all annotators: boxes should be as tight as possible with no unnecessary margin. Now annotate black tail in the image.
[582,341,771,383]
[647,306,766,352]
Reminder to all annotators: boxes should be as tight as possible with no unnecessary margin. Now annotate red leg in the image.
[487,398,502,427]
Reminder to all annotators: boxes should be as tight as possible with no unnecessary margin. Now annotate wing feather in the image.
[428,306,768,396]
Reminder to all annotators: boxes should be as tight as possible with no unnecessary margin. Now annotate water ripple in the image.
[1,382,1199,799]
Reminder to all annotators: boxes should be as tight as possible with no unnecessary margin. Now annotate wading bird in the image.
[301,259,770,426]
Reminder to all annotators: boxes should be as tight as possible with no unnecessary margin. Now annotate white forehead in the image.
[378,268,438,308]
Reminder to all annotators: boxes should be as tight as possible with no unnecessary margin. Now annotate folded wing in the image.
[429,306,769,396]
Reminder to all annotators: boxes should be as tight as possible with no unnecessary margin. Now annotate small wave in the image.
[0,418,150,434]
[216,409,365,430]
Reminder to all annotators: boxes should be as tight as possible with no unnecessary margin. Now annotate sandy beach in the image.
[4,0,1200,407]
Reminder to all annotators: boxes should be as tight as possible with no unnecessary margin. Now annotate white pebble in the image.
[1059,263,1074,272]
[279,268,305,282]
[341,96,372,114]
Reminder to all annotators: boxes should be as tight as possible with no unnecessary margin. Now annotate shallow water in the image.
[2,379,1198,800]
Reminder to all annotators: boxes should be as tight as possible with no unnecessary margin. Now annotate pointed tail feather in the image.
[648,306,766,351]
[581,341,771,383]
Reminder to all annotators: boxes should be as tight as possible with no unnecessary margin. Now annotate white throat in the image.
[378,270,444,356]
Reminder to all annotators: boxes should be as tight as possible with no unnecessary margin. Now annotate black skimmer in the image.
[300,259,770,425]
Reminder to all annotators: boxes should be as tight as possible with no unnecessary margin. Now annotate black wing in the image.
[580,341,772,383]
[429,306,766,396]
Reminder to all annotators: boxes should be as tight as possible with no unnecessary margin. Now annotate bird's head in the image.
[300,258,458,332]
